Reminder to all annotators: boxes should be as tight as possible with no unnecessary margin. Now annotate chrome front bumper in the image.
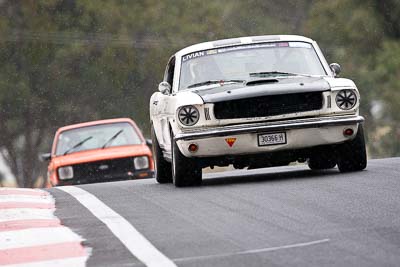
[175,115,364,141]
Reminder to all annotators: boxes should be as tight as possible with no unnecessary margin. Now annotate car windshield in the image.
[55,122,142,156]
[179,41,326,90]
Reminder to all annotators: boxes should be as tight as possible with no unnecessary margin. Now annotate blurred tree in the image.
[376,0,400,38]
[305,0,400,158]
[0,171,4,187]
[0,0,60,187]
[0,0,144,186]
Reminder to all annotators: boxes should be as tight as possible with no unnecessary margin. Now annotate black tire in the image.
[172,137,202,187]
[337,124,367,172]
[151,125,172,183]
[308,147,337,170]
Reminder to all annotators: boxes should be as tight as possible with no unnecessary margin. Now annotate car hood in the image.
[192,76,331,103]
[51,144,151,167]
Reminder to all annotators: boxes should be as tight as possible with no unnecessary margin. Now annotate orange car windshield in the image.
[55,122,142,156]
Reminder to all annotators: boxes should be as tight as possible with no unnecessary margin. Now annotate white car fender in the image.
[324,77,357,90]
[173,91,204,106]
[150,90,204,150]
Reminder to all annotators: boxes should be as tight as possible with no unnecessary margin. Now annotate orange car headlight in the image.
[134,156,149,170]
[58,166,74,180]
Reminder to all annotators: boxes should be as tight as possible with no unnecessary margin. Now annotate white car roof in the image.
[175,35,315,58]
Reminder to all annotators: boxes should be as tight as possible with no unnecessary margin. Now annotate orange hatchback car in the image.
[42,118,154,186]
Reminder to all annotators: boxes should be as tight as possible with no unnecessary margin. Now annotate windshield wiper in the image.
[63,136,93,155]
[250,71,309,78]
[102,129,124,149]
[187,79,244,89]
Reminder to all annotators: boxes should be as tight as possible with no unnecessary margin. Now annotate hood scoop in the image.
[246,79,279,86]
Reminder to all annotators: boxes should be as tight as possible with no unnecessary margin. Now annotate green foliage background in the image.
[0,0,399,186]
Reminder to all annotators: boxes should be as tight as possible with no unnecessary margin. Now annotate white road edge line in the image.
[173,238,331,262]
[58,186,177,267]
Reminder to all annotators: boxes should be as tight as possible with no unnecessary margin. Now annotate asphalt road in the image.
[48,157,400,267]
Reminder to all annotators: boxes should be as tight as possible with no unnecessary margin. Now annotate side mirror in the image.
[145,139,153,151]
[158,81,171,95]
[39,153,52,162]
[330,63,341,77]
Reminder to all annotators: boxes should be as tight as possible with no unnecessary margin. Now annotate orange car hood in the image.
[52,145,151,167]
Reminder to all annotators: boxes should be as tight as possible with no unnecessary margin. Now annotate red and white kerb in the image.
[0,188,89,267]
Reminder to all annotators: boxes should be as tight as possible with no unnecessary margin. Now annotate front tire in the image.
[172,137,202,187]
[337,124,367,172]
[151,125,172,183]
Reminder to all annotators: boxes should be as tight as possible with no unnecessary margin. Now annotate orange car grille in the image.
[71,157,135,182]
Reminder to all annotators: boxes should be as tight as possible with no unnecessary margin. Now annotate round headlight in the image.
[58,166,73,180]
[336,89,357,110]
[134,156,149,170]
[178,105,200,126]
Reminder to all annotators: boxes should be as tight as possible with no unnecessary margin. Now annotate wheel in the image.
[337,124,367,172]
[151,125,172,183]
[308,147,337,170]
[171,136,202,187]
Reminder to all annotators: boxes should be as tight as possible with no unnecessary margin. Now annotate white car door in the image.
[151,56,176,157]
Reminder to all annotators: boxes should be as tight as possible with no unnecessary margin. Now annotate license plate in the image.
[258,132,287,146]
